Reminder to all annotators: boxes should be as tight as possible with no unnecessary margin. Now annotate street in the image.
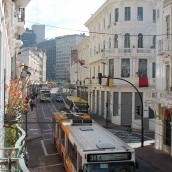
[25,88,157,172]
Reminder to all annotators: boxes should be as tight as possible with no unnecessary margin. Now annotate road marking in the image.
[41,140,48,156]
[42,129,52,132]
[29,129,39,131]
[43,132,52,135]
[41,104,46,117]
[51,101,58,112]
[45,153,59,156]
[34,163,63,169]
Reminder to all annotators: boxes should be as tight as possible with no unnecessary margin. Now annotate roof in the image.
[67,96,87,104]
[66,122,134,154]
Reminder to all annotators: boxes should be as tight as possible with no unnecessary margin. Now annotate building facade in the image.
[149,0,172,155]
[0,0,30,152]
[32,24,45,43]
[80,0,157,130]
[37,39,56,81]
[56,34,85,82]
[21,28,36,47]
[19,47,47,83]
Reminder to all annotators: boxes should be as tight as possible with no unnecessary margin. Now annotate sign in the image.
[87,152,131,162]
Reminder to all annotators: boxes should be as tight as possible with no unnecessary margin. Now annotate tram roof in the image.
[66,122,134,153]
[66,96,88,104]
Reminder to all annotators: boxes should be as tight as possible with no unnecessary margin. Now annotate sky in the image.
[25,0,106,39]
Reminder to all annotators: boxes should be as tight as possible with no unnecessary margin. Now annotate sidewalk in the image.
[90,113,172,172]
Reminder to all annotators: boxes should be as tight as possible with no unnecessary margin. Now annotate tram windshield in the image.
[83,162,135,172]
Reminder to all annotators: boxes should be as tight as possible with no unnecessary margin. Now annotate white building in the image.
[0,0,30,150]
[81,0,157,130]
[149,0,172,155]
[19,47,47,83]
[32,24,45,43]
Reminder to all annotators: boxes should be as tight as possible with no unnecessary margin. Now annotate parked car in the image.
[56,96,63,102]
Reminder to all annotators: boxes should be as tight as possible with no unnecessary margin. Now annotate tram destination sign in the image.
[87,152,131,162]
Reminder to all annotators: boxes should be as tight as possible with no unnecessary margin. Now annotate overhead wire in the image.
[25,21,170,37]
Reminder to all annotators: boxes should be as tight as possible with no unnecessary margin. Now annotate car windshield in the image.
[83,162,135,172]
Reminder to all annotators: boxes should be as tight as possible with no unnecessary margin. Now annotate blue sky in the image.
[25,0,106,39]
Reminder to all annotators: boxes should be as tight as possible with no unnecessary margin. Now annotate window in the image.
[137,7,143,21]
[115,8,119,22]
[104,18,106,28]
[114,34,118,48]
[166,15,170,39]
[152,62,156,78]
[109,12,111,25]
[124,33,130,48]
[153,9,156,23]
[138,59,147,77]
[121,58,130,77]
[152,35,156,48]
[109,59,114,78]
[125,7,131,21]
[103,40,106,50]
[109,37,111,49]
[138,33,143,48]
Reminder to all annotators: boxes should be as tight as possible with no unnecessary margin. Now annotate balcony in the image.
[90,47,155,63]
[0,122,29,172]
[15,0,31,8]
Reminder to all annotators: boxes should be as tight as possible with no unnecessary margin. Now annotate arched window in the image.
[138,33,143,48]
[124,33,130,48]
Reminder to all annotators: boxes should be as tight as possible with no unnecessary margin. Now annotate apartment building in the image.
[19,47,47,83]
[0,0,30,152]
[79,0,157,130]
[148,0,172,155]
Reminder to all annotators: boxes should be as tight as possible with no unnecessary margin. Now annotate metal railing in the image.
[0,116,29,172]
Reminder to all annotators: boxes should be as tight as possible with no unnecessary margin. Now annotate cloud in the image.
[25,0,106,38]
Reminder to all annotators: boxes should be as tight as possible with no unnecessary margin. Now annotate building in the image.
[0,0,30,158]
[19,47,47,83]
[37,39,56,81]
[56,34,85,82]
[78,0,157,131]
[148,0,172,155]
[32,24,45,43]
[21,28,36,47]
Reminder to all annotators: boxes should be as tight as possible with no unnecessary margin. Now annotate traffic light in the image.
[98,73,102,85]
[136,105,140,116]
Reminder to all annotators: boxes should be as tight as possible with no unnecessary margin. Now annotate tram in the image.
[52,112,138,172]
[65,96,89,113]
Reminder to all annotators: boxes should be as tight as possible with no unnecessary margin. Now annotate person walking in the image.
[29,99,34,111]
[23,148,29,167]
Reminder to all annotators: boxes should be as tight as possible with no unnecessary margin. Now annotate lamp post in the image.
[99,75,144,147]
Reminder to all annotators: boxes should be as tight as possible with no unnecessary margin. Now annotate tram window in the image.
[61,129,65,146]
[68,140,77,170]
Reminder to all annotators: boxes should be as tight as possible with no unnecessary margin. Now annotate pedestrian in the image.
[23,148,29,167]
[29,99,34,111]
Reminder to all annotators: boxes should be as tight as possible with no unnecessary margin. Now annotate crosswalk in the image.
[108,128,154,144]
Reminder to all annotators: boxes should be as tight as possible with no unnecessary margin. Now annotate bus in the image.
[52,112,138,172]
[40,89,51,102]
[66,96,89,113]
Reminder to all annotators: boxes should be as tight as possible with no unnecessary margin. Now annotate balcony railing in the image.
[0,120,29,172]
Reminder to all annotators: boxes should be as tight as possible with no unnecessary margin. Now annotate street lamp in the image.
[98,74,144,147]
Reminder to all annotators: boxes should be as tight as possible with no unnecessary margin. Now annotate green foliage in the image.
[4,126,18,147]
